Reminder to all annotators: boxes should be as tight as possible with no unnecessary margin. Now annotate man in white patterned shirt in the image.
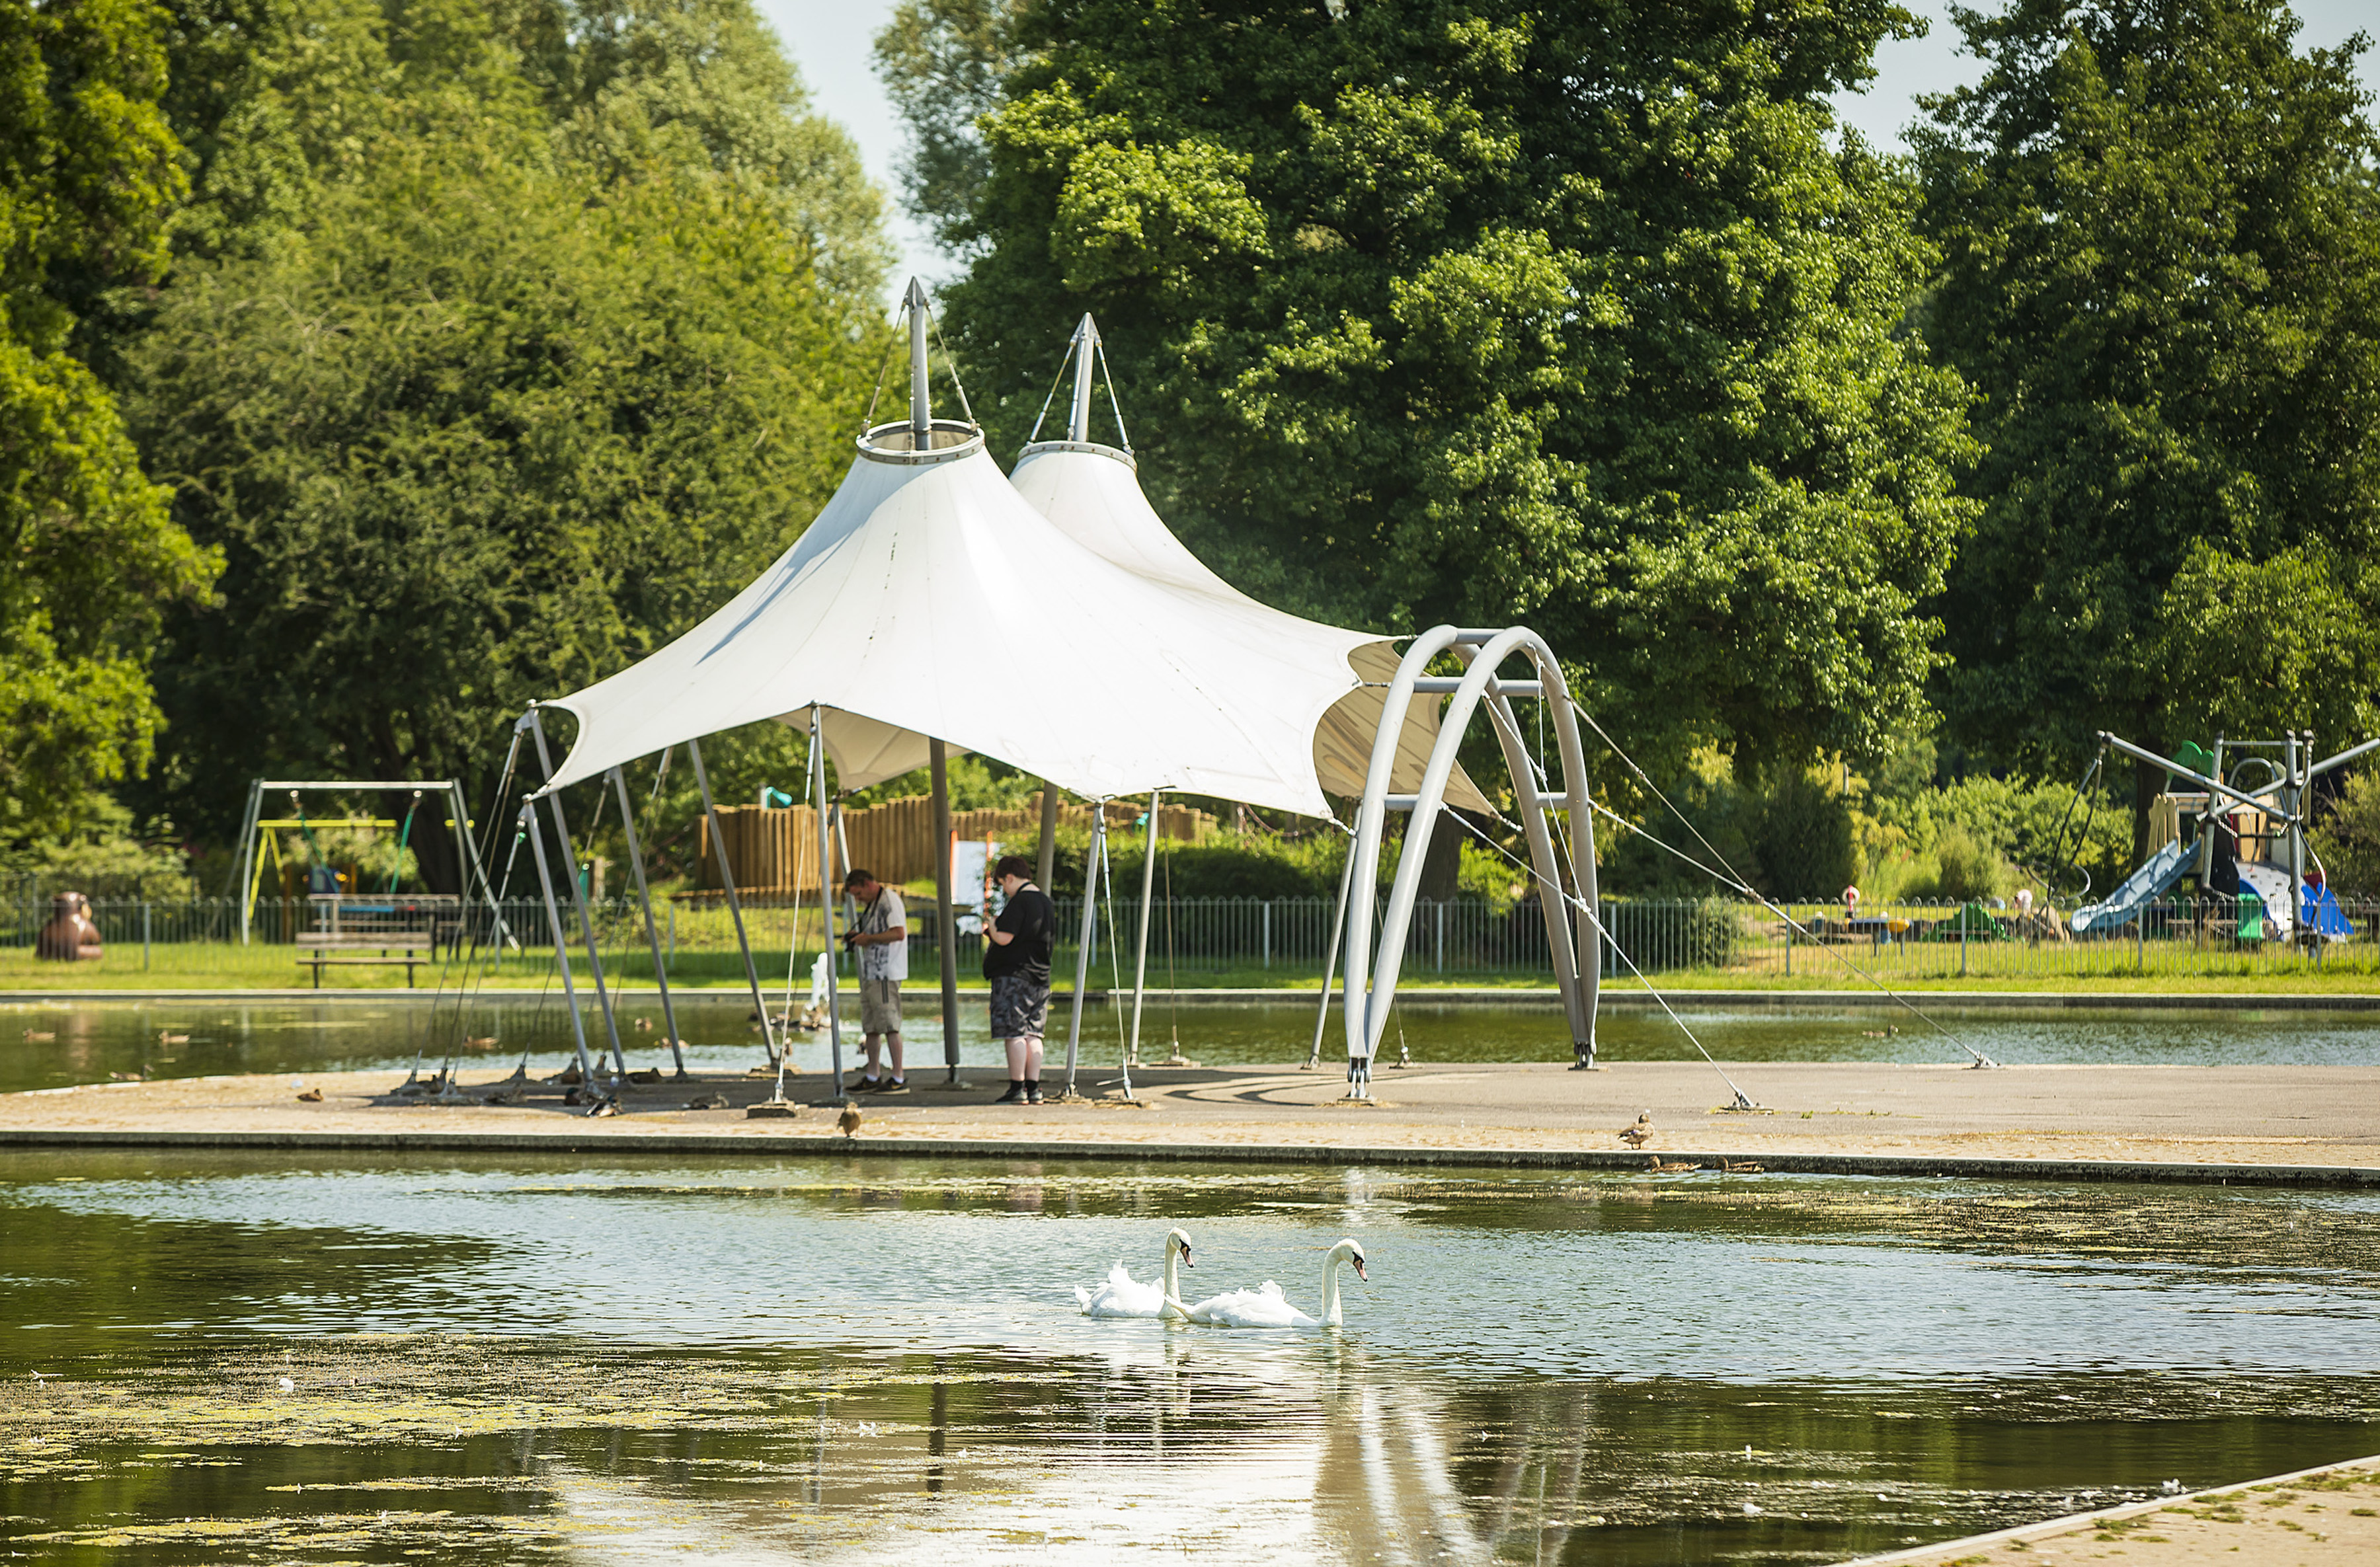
[840,869,908,1092]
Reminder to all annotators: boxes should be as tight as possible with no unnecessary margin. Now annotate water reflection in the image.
[2,1156,2377,1564]
[8,995,2380,1094]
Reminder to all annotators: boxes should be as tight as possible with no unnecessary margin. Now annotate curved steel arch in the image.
[1340,626,1599,1094]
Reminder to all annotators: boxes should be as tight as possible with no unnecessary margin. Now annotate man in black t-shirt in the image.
[982,853,1056,1104]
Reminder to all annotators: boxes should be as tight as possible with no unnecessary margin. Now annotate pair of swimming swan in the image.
[1074,1227,1369,1328]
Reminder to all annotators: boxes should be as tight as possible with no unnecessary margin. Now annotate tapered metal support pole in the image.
[524,805,599,1089]
[458,746,515,947]
[812,710,845,1103]
[1067,314,1099,441]
[906,278,933,449]
[690,737,777,1065]
[930,738,962,1086]
[1035,784,1060,892]
[2291,730,2309,948]
[525,709,627,1079]
[1061,808,1106,1098]
[1305,838,1357,1070]
[233,779,264,944]
[1127,791,1160,1069]
[610,765,685,1077]
[834,798,856,978]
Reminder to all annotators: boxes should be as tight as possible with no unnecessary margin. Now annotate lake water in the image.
[3,1153,2377,1564]
[3,994,2379,1094]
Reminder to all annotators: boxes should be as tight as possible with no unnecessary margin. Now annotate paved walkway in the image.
[5,1058,2377,1180]
[1848,1453,2380,1565]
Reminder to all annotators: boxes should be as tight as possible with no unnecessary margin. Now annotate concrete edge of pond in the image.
[1833,1449,2380,1565]
[9,986,2380,1011]
[4,1126,2379,1188]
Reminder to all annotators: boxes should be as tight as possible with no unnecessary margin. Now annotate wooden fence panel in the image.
[695,790,1216,891]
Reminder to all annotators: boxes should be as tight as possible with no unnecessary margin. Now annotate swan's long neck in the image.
[1162,1243,1182,1302]
[1320,1256,1344,1326]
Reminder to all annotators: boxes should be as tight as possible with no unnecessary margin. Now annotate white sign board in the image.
[950,837,998,935]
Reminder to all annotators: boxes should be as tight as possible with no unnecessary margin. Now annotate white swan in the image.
[1074,1227,1195,1320]
[1185,1239,1368,1328]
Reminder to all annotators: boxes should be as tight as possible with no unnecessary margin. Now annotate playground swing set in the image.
[230,778,499,987]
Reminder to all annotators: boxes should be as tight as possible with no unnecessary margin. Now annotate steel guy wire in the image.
[1563,698,1997,1068]
[1437,804,1758,1110]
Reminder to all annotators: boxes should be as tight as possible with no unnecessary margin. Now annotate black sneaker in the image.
[863,1077,908,1094]
[992,1082,1027,1104]
[1025,1081,1044,1104]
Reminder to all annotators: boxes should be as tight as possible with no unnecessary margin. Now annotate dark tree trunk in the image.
[1416,810,1468,902]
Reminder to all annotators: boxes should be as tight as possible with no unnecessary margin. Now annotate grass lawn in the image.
[4,942,2378,997]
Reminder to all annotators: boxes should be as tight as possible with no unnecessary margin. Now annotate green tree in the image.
[2153,541,2380,746]
[873,0,1015,251]
[114,0,891,880]
[898,0,1975,784]
[1915,0,2380,847]
[129,140,879,860]
[1,0,218,841]
[514,0,892,300]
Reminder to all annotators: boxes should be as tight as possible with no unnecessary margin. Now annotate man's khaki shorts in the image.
[859,977,903,1036]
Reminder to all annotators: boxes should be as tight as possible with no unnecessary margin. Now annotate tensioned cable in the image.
[458,758,547,1078]
[857,321,902,434]
[1099,810,1129,1052]
[1023,343,1074,446]
[928,311,978,428]
[1575,793,1995,1067]
[1436,802,1759,1110]
[2034,747,2104,903]
[1558,698,1997,1068]
[1093,338,1131,451]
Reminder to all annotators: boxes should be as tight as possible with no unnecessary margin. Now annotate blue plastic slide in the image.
[2304,882,2356,939]
[2071,837,2195,935]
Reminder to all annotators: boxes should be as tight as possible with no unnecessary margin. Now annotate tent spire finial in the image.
[905,277,932,450]
[1067,312,1100,443]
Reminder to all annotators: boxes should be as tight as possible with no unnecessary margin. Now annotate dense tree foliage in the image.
[1916,0,2380,831]
[874,0,1014,253]
[1,0,218,841]
[108,0,889,874]
[889,0,1976,787]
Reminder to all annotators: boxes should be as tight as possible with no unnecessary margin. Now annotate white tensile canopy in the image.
[546,303,1484,820]
[1008,430,1488,813]
[543,419,1384,817]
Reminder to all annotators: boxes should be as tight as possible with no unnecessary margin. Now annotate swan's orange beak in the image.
[1181,1244,1194,1268]
[1352,1255,1368,1281]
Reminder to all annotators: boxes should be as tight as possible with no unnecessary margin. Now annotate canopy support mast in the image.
[523,803,600,1090]
[1304,839,1358,1071]
[1067,313,1099,441]
[930,738,963,1087]
[812,708,847,1102]
[1125,791,1160,1080]
[610,765,686,1078]
[906,278,932,449]
[688,737,777,1066]
[1060,805,1105,1100]
[526,708,627,1081]
[1035,786,1059,892]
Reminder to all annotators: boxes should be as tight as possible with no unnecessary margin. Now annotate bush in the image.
[1751,771,1858,899]
[2313,771,2380,894]
[1929,826,2007,901]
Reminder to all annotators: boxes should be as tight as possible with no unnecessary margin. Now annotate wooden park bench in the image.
[293,894,460,987]
[295,930,436,987]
